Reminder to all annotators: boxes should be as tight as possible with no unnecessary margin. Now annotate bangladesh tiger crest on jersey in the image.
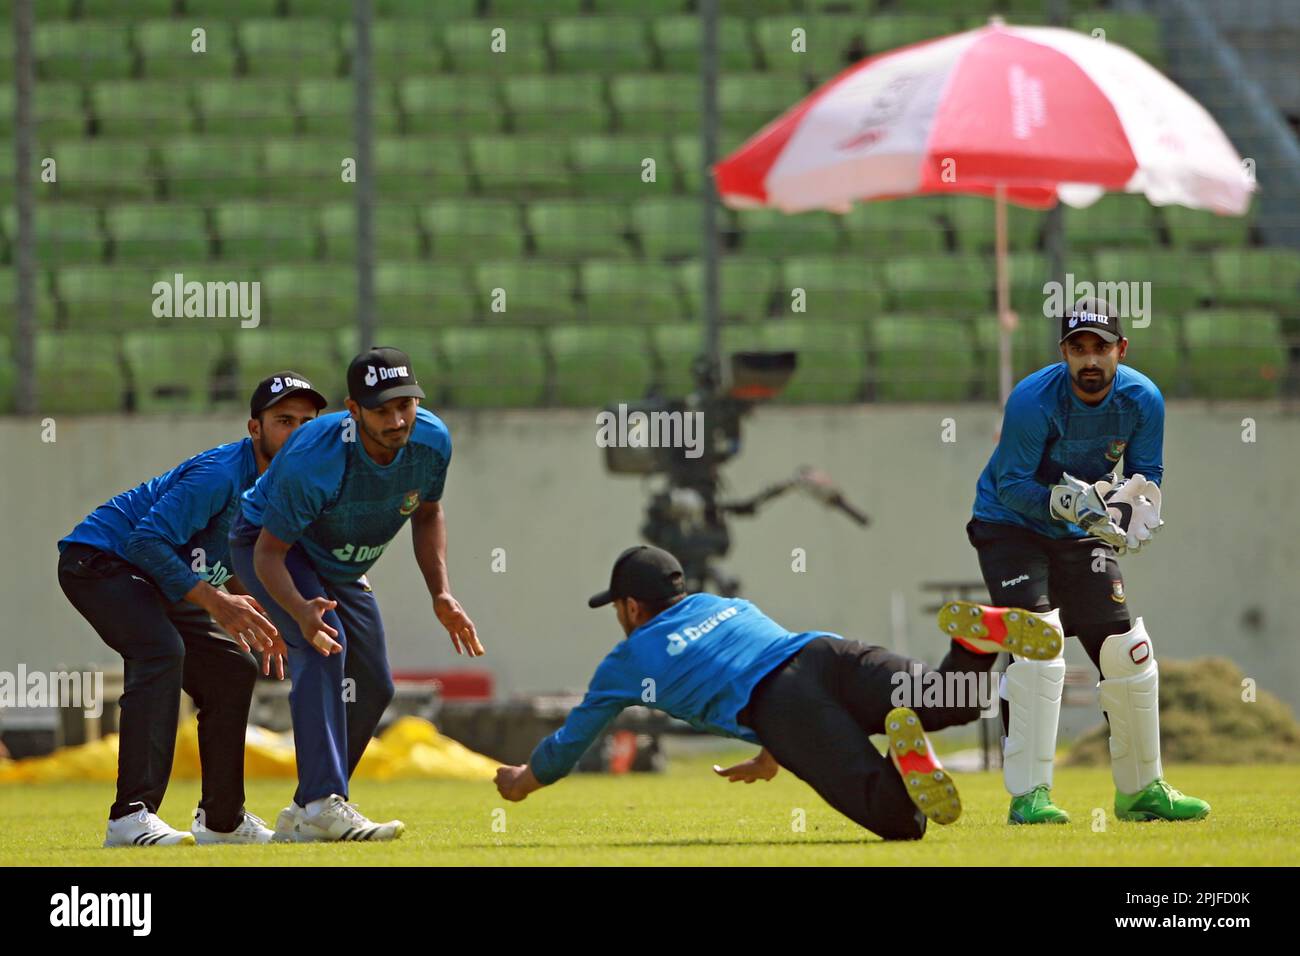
[399,490,419,515]
[1105,439,1128,462]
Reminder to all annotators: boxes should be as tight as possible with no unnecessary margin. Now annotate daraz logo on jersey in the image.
[331,542,389,563]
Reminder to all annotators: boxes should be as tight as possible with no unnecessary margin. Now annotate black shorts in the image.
[965,517,1132,666]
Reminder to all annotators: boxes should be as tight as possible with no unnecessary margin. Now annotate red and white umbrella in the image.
[713,19,1255,403]
[714,19,1253,215]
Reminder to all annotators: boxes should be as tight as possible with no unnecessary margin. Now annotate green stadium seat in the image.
[341,19,444,78]
[376,262,478,325]
[865,15,956,54]
[59,265,256,332]
[632,197,707,260]
[550,18,654,73]
[550,325,654,407]
[236,330,343,404]
[502,74,610,134]
[760,320,866,403]
[377,0,476,13]
[105,205,210,263]
[572,135,672,198]
[944,195,1041,253]
[0,83,84,139]
[1068,12,1165,68]
[440,327,547,407]
[137,19,239,80]
[650,321,708,394]
[679,257,779,323]
[296,79,401,136]
[736,207,842,256]
[375,138,473,201]
[0,265,60,332]
[472,260,580,323]
[83,0,174,15]
[123,330,231,413]
[526,200,632,260]
[400,76,505,135]
[239,19,342,78]
[50,141,155,201]
[894,0,995,15]
[753,16,862,76]
[1184,309,1286,399]
[6,205,105,266]
[468,136,575,197]
[263,139,355,201]
[36,22,134,82]
[609,74,701,135]
[842,199,947,255]
[320,203,423,261]
[159,139,266,202]
[196,80,298,137]
[187,0,280,15]
[214,203,318,262]
[36,332,126,413]
[1062,195,1158,249]
[442,19,548,74]
[1005,251,1063,318]
[721,0,793,12]
[423,200,525,260]
[1118,313,1183,392]
[781,257,887,322]
[591,0,689,12]
[54,267,161,330]
[874,316,977,402]
[718,72,807,136]
[262,264,359,330]
[883,254,990,313]
[489,0,584,15]
[652,16,757,72]
[1161,204,1252,250]
[580,260,686,324]
[1092,249,1213,318]
[90,82,196,138]
[1211,248,1300,311]
[669,129,747,194]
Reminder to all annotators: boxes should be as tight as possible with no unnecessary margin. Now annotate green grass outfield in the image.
[1,757,1294,866]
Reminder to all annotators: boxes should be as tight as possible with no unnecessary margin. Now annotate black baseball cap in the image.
[1060,296,1123,344]
[347,347,426,409]
[249,370,328,419]
[588,545,687,609]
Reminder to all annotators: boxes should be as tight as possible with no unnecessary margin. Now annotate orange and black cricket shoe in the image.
[885,707,961,825]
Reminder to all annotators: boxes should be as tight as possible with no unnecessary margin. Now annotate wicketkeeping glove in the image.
[1049,473,1128,549]
[1094,473,1164,555]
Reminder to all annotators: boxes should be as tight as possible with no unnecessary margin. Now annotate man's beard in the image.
[1074,367,1111,394]
[364,418,412,449]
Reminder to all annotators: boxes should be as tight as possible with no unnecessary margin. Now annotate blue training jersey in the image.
[529,592,836,785]
[58,439,258,603]
[973,362,1164,539]
[236,407,451,583]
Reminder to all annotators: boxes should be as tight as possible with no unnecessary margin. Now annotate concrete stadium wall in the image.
[2,403,1298,713]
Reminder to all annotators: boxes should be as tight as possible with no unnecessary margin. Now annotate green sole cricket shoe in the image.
[1008,785,1071,825]
[885,706,961,825]
[938,600,1063,660]
[1115,779,1211,822]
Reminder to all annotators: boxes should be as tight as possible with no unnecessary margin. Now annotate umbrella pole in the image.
[995,182,1013,406]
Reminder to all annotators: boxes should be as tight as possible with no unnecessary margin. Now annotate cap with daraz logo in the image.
[347,347,426,409]
[250,370,328,419]
[1059,296,1123,344]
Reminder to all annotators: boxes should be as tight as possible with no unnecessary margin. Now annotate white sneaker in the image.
[270,803,304,843]
[294,794,405,842]
[192,809,274,845]
[103,802,196,847]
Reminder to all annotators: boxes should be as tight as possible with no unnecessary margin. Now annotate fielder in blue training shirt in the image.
[965,295,1207,828]
[495,545,1068,841]
[57,372,326,847]
[229,347,481,844]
